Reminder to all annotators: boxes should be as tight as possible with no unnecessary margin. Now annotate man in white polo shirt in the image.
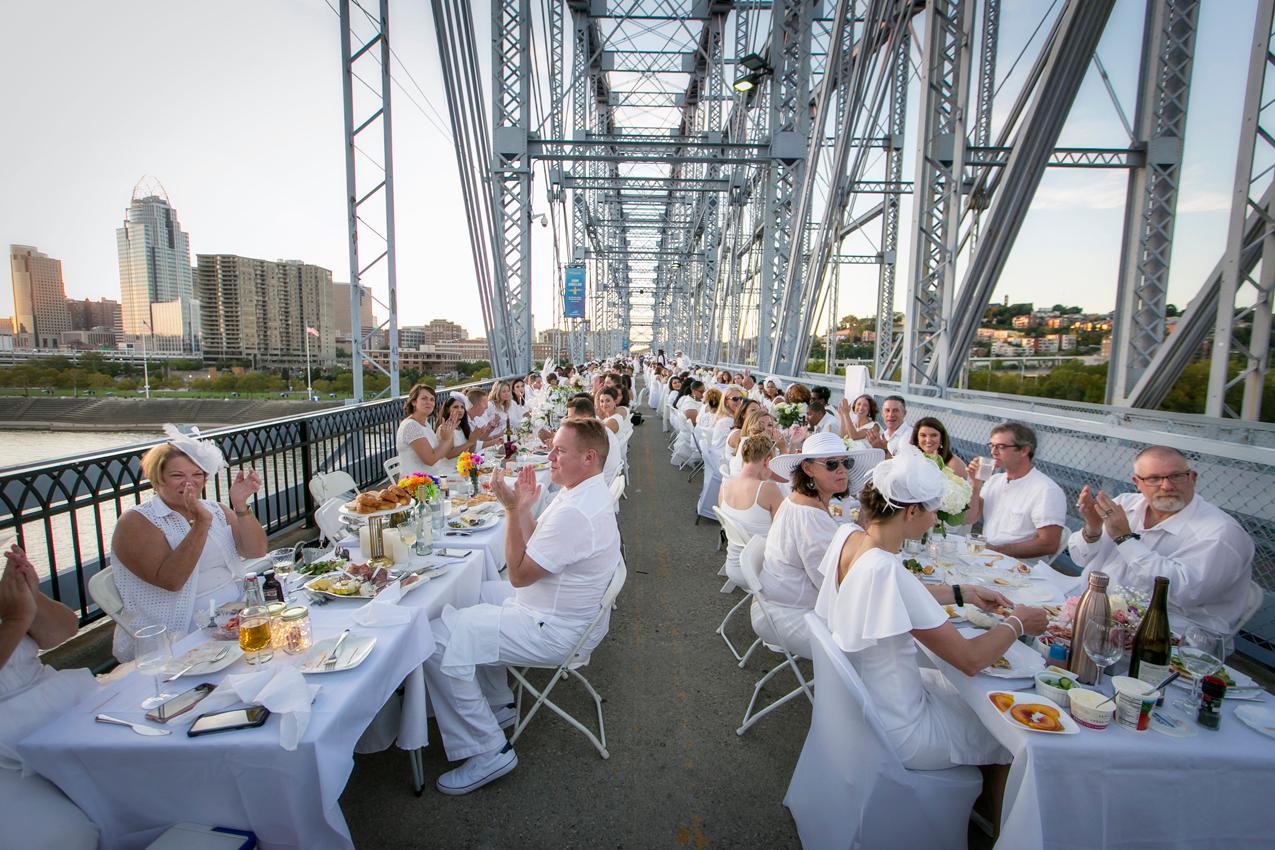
[964,421,1067,560]
[865,395,912,457]
[422,418,621,795]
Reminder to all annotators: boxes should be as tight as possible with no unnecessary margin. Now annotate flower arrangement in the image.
[397,473,439,503]
[456,451,483,478]
[772,401,807,429]
[934,461,972,526]
[1043,585,1149,653]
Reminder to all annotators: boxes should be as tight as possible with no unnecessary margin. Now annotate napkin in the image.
[204,666,320,750]
[352,582,413,627]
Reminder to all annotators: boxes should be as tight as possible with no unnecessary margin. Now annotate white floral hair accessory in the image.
[162,423,226,475]
[867,444,946,511]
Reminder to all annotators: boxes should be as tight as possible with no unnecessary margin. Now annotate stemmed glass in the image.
[1175,623,1225,715]
[1082,617,1124,689]
[134,624,174,709]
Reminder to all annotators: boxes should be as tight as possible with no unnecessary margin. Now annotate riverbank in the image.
[0,396,345,430]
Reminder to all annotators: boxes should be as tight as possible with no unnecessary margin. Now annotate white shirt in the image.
[761,499,839,609]
[469,406,498,431]
[883,422,914,455]
[1069,492,1254,633]
[806,413,839,435]
[397,417,448,478]
[979,466,1067,547]
[710,416,734,448]
[521,473,621,625]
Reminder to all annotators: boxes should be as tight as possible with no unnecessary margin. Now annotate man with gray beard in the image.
[1069,445,1255,634]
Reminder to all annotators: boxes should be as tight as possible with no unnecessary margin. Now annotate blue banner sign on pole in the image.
[564,265,586,318]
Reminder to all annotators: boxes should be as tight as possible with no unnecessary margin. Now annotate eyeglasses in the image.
[987,442,1021,453]
[1134,471,1193,487]
[819,458,854,471]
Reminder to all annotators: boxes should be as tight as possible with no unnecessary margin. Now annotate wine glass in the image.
[1175,623,1225,715]
[1082,617,1124,689]
[134,624,174,709]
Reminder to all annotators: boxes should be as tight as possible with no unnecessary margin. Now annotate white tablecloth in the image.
[18,551,484,850]
[920,647,1275,849]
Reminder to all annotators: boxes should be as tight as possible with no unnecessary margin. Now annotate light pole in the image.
[304,326,317,401]
[140,319,151,400]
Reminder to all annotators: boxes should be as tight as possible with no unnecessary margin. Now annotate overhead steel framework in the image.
[410,0,1274,421]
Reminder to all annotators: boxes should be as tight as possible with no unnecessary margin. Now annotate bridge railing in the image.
[0,377,509,625]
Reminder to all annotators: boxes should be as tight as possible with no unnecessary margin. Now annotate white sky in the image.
[0,0,1260,337]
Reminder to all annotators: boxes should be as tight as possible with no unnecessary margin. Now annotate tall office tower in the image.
[195,255,335,368]
[9,245,71,349]
[66,297,123,333]
[116,180,200,352]
[331,281,375,344]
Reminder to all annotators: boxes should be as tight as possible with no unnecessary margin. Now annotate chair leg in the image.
[736,656,815,736]
[716,594,752,662]
[508,666,610,759]
[737,636,763,667]
[409,747,425,797]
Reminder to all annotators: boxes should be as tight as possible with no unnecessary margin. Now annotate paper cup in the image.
[1112,676,1158,732]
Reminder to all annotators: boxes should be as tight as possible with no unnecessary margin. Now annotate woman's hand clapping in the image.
[0,555,37,630]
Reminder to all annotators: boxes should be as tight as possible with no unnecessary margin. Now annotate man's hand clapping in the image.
[490,466,540,514]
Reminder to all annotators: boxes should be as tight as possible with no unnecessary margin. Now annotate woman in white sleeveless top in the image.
[110,428,267,661]
[0,545,99,849]
[397,383,464,478]
[718,434,785,580]
[596,388,632,443]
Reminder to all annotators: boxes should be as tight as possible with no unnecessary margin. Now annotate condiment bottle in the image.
[243,571,265,607]
[261,569,284,604]
[1197,675,1226,730]
[1068,571,1111,685]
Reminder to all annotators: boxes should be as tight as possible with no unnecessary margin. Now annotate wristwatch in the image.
[1112,532,1141,546]
[952,584,964,607]
[234,504,252,518]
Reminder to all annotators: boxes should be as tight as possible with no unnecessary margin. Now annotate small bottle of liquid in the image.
[1197,676,1227,730]
[261,569,284,604]
[242,571,264,606]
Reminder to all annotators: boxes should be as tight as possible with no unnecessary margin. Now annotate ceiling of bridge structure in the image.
[406,0,1274,420]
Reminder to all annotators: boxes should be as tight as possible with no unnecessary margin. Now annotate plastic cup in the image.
[975,458,995,481]
[1112,676,1158,732]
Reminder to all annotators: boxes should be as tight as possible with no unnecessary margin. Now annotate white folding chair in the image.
[608,474,626,504]
[308,470,357,504]
[712,506,763,666]
[686,423,707,482]
[1238,580,1265,632]
[635,386,649,409]
[87,566,137,639]
[382,456,401,485]
[785,614,982,850]
[314,496,348,546]
[507,558,628,758]
[736,536,814,735]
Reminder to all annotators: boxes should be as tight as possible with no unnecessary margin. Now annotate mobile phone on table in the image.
[434,547,469,558]
[187,705,271,737]
[145,682,215,723]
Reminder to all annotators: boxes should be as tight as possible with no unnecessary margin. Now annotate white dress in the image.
[718,481,774,584]
[112,497,243,661]
[396,417,448,478]
[749,499,839,658]
[0,634,99,849]
[814,531,1009,770]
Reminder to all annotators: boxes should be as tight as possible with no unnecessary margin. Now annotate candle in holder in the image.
[276,606,313,654]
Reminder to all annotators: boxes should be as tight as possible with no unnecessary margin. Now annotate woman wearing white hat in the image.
[749,432,885,658]
[813,447,1048,771]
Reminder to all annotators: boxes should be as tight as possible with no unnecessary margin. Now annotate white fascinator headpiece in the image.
[867,444,945,511]
[162,423,227,475]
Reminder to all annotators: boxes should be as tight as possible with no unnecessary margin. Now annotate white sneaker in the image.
[493,704,518,730]
[436,747,518,796]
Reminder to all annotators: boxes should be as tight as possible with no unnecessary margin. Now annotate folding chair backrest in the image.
[608,474,626,503]
[1239,580,1265,631]
[739,535,768,596]
[87,566,135,637]
[383,457,402,485]
[713,506,755,551]
[309,470,357,504]
[315,496,347,545]
[601,556,628,609]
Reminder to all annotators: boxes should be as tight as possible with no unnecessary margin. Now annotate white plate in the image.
[1003,583,1061,605]
[448,513,499,531]
[300,634,377,673]
[1234,705,1275,740]
[163,641,244,677]
[975,634,1045,679]
[986,690,1079,735]
[1168,658,1259,694]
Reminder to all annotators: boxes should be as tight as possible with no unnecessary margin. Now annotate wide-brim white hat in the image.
[768,432,884,493]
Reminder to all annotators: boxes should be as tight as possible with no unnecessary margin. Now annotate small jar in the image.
[277,606,313,655]
[265,602,287,649]
[1197,675,1226,730]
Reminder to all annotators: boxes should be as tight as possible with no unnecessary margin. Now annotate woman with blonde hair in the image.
[729,407,789,478]
[718,434,786,576]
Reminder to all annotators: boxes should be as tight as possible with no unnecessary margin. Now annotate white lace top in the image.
[112,496,243,661]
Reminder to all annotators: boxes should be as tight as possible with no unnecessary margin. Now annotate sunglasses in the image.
[818,458,854,471]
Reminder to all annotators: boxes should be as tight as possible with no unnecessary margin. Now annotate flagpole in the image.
[141,319,151,400]
[304,329,313,402]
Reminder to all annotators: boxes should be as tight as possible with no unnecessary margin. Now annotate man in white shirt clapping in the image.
[423,418,621,795]
[865,395,912,457]
[1069,446,1255,634]
[964,422,1067,560]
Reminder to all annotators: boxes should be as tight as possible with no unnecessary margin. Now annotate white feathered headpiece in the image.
[867,444,945,511]
[163,423,227,475]
[541,357,556,381]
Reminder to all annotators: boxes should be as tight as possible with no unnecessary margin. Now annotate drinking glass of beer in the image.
[239,606,274,665]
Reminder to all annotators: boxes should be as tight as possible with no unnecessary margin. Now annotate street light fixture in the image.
[733,52,770,91]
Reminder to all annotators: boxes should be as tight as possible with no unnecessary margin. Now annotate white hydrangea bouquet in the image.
[929,456,972,534]
[772,401,807,429]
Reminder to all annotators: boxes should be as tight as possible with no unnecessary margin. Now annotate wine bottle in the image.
[1129,576,1172,689]
[1067,571,1111,685]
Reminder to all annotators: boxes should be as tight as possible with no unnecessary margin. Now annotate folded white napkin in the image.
[204,666,320,750]
[352,582,413,627]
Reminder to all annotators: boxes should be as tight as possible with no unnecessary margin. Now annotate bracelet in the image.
[1082,529,1101,544]
[997,621,1019,639]
[1006,615,1024,638]
[952,584,964,607]
[234,505,252,518]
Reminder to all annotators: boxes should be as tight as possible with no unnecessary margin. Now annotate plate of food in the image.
[163,641,244,677]
[304,563,426,599]
[987,690,1079,734]
[300,634,377,673]
[447,512,500,531]
[904,557,940,583]
[340,486,414,518]
[952,605,1002,629]
[971,632,1045,679]
[297,557,347,577]
[1167,654,1261,696]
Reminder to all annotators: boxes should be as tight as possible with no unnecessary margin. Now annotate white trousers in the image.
[750,597,813,660]
[423,583,582,761]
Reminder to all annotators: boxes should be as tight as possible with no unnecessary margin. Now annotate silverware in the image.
[165,646,229,682]
[325,629,351,668]
[95,714,171,736]
[307,591,331,606]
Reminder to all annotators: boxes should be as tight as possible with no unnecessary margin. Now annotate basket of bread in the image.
[344,485,414,515]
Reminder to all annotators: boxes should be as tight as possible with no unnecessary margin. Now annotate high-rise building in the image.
[331,282,375,345]
[117,182,200,353]
[9,245,71,349]
[423,318,466,344]
[66,297,123,335]
[195,254,335,368]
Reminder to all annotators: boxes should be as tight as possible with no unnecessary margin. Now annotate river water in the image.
[0,430,162,471]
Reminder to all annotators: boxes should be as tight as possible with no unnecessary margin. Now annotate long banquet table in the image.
[19,549,484,850]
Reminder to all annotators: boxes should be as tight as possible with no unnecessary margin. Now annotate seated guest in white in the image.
[804,399,839,434]
[718,435,786,577]
[488,381,516,432]
[761,376,784,408]
[750,432,881,659]
[841,393,881,447]
[814,448,1046,772]
[596,387,633,444]
[724,398,763,454]
[737,372,762,403]
[508,378,529,429]
[466,387,500,433]
[422,421,621,795]
[539,396,621,486]
[729,408,789,479]
[865,395,912,457]
[110,426,266,661]
[674,380,705,426]
[696,388,724,439]
[438,396,500,462]
[0,545,99,850]
[910,416,968,477]
[397,383,464,478]
[1070,446,1255,634]
[964,422,1067,560]
[711,388,747,447]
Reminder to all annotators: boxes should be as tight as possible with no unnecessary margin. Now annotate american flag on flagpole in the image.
[305,326,320,337]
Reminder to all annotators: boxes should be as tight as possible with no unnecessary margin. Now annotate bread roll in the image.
[356,492,380,507]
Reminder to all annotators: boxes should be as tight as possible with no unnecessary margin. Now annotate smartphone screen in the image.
[146,683,214,723]
[188,706,270,736]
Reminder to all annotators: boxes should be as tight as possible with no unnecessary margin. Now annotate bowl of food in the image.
[202,600,245,641]
[1068,687,1115,729]
[1035,669,1079,705]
